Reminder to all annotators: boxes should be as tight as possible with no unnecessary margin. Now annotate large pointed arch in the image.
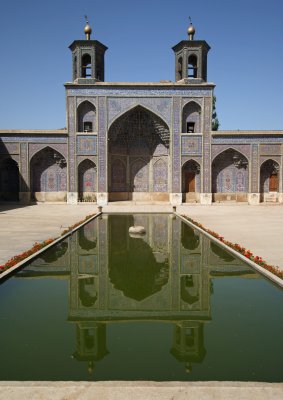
[212,148,249,200]
[108,103,170,132]
[30,146,67,202]
[108,105,170,201]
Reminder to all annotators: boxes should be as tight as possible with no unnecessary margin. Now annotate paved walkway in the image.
[178,204,283,271]
[0,381,282,400]
[0,204,97,265]
[1,203,283,273]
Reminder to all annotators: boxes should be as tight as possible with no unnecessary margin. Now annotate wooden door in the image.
[269,173,278,192]
[185,171,196,192]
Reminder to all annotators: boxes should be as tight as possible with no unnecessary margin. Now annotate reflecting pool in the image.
[0,214,282,381]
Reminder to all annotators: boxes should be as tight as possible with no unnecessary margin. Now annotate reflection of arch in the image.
[79,277,97,307]
[181,223,200,251]
[182,160,201,194]
[182,101,201,133]
[30,146,67,198]
[210,242,235,262]
[108,105,170,199]
[78,159,97,201]
[181,275,199,305]
[78,224,97,251]
[0,158,19,201]
[41,241,68,263]
[260,159,279,195]
[77,101,96,132]
[108,215,169,301]
[212,148,249,194]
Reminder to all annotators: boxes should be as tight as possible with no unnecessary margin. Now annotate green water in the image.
[0,214,282,381]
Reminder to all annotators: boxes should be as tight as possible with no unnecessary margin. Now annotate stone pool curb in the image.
[176,213,283,289]
[0,381,282,400]
[0,212,101,282]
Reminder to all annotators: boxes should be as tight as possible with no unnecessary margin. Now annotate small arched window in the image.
[82,54,92,78]
[73,56,77,79]
[177,57,183,80]
[188,55,198,78]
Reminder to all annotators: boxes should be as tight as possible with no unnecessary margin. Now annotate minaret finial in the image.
[188,16,195,40]
[84,15,92,40]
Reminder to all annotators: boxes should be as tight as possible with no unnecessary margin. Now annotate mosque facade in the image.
[0,21,283,206]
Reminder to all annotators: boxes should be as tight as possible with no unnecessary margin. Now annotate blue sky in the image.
[0,0,282,130]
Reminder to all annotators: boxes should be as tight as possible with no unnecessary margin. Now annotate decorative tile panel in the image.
[153,159,168,192]
[77,135,97,155]
[67,88,212,97]
[172,97,181,192]
[68,97,76,192]
[203,97,212,192]
[0,137,66,143]
[213,136,283,144]
[181,136,202,155]
[98,97,107,192]
[260,144,281,155]
[20,143,28,192]
[251,144,259,192]
[0,142,19,154]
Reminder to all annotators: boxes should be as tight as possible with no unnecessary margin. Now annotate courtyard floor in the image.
[0,202,283,272]
[178,203,283,272]
[0,204,97,266]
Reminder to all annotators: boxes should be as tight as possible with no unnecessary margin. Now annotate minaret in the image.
[172,19,210,82]
[69,17,108,82]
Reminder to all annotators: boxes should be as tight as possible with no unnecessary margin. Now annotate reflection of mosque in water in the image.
[17,214,256,375]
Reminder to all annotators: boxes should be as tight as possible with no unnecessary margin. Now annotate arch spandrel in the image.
[108,98,172,128]
[29,144,68,162]
[211,145,250,163]
[77,98,96,108]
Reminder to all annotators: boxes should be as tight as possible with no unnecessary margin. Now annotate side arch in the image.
[78,159,97,202]
[182,101,201,133]
[212,148,249,201]
[30,146,67,202]
[77,101,96,132]
[182,159,201,203]
[260,159,280,200]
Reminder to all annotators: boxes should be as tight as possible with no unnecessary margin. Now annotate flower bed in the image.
[0,213,97,274]
[182,215,283,280]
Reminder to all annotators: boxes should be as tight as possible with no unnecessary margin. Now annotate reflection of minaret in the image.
[73,322,108,375]
[171,321,206,373]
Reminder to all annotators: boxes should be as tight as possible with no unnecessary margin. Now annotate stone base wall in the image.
[182,192,200,203]
[33,191,67,202]
[109,192,170,202]
[212,193,248,202]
